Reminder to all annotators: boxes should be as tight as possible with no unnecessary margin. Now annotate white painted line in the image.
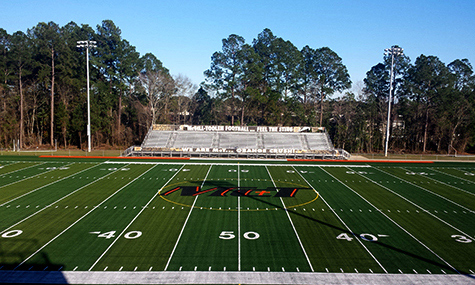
[0,164,126,235]
[13,163,148,270]
[340,166,460,274]
[90,164,176,271]
[431,168,475,185]
[315,167,388,274]
[238,163,241,272]
[103,160,371,168]
[164,164,213,271]
[266,166,314,272]
[0,161,45,178]
[368,167,474,238]
[400,166,475,197]
[0,163,100,207]
[0,162,70,191]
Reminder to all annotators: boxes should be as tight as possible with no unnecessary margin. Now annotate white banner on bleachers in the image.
[177,124,324,133]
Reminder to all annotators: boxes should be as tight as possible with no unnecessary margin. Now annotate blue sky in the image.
[2,0,474,88]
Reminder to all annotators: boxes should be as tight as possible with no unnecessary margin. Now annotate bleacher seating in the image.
[127,124,350,159]
[173,132,215,148]
[141,129,334,151]
[305,133,333,150]
[141,131,172,148]
[262,133,302,149]
[218,133,258,149]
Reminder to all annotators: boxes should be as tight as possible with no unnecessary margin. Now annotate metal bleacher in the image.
[124,124,350,159]
[219,133,259,149]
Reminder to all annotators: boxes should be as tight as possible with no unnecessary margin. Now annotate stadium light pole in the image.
[76,40,97,152]
[384,46,403,157]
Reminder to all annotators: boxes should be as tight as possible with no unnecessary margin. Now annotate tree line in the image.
[1,21,474,154]
[201,29,474,154]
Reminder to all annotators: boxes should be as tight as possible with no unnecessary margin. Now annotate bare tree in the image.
[173,74,197,124]
[138,70,175,126]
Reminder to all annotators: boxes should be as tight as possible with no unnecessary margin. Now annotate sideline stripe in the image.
[164,164,213,271]
[265,166,314,272]
[103,161,372,168]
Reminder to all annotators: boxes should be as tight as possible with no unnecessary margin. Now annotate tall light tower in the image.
[384,46,403,157]
[77,40,97,152]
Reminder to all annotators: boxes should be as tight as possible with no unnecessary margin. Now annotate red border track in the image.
[39,155,190,160]
[287,159,434,163]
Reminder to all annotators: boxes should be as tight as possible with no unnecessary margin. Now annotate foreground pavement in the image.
[1,271,474,284]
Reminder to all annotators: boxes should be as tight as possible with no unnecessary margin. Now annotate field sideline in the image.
[0,156,474,284]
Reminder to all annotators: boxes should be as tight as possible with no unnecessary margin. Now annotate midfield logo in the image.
[160,186,306,198]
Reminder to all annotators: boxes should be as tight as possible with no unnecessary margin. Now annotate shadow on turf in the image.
[0,237,68,284]
[243,194,474,279]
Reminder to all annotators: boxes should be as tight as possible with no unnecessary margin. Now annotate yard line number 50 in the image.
[219,231,260,240]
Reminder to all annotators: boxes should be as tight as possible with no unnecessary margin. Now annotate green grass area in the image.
[0,157,474,277]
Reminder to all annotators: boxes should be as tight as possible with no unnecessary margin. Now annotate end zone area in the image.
[0,157,474,284]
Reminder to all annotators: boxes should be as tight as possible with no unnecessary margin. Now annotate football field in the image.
[0,157,474,284]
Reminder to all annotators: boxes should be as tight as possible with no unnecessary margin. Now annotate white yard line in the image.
[0,161,45,177]
[89,164,166,270]
[164,164,213,271]
[0,162,55,189]
[295,165,386,273]
[366,167,474,237]
[400,167,475,197]
[0,161,20,169]
[377,167,474,214]
[13,163,149,270]
[265,166,314,272]
[237,163,241,271]
[0,163,124,235]
[335,166,459,274]
[431,168,475,184]
[0,162,99,207]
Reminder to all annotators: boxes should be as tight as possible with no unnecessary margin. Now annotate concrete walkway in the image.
[1,271,474,284]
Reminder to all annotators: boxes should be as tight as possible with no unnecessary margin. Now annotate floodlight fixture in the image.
[76,40,97,152]
[384,45,404,157]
